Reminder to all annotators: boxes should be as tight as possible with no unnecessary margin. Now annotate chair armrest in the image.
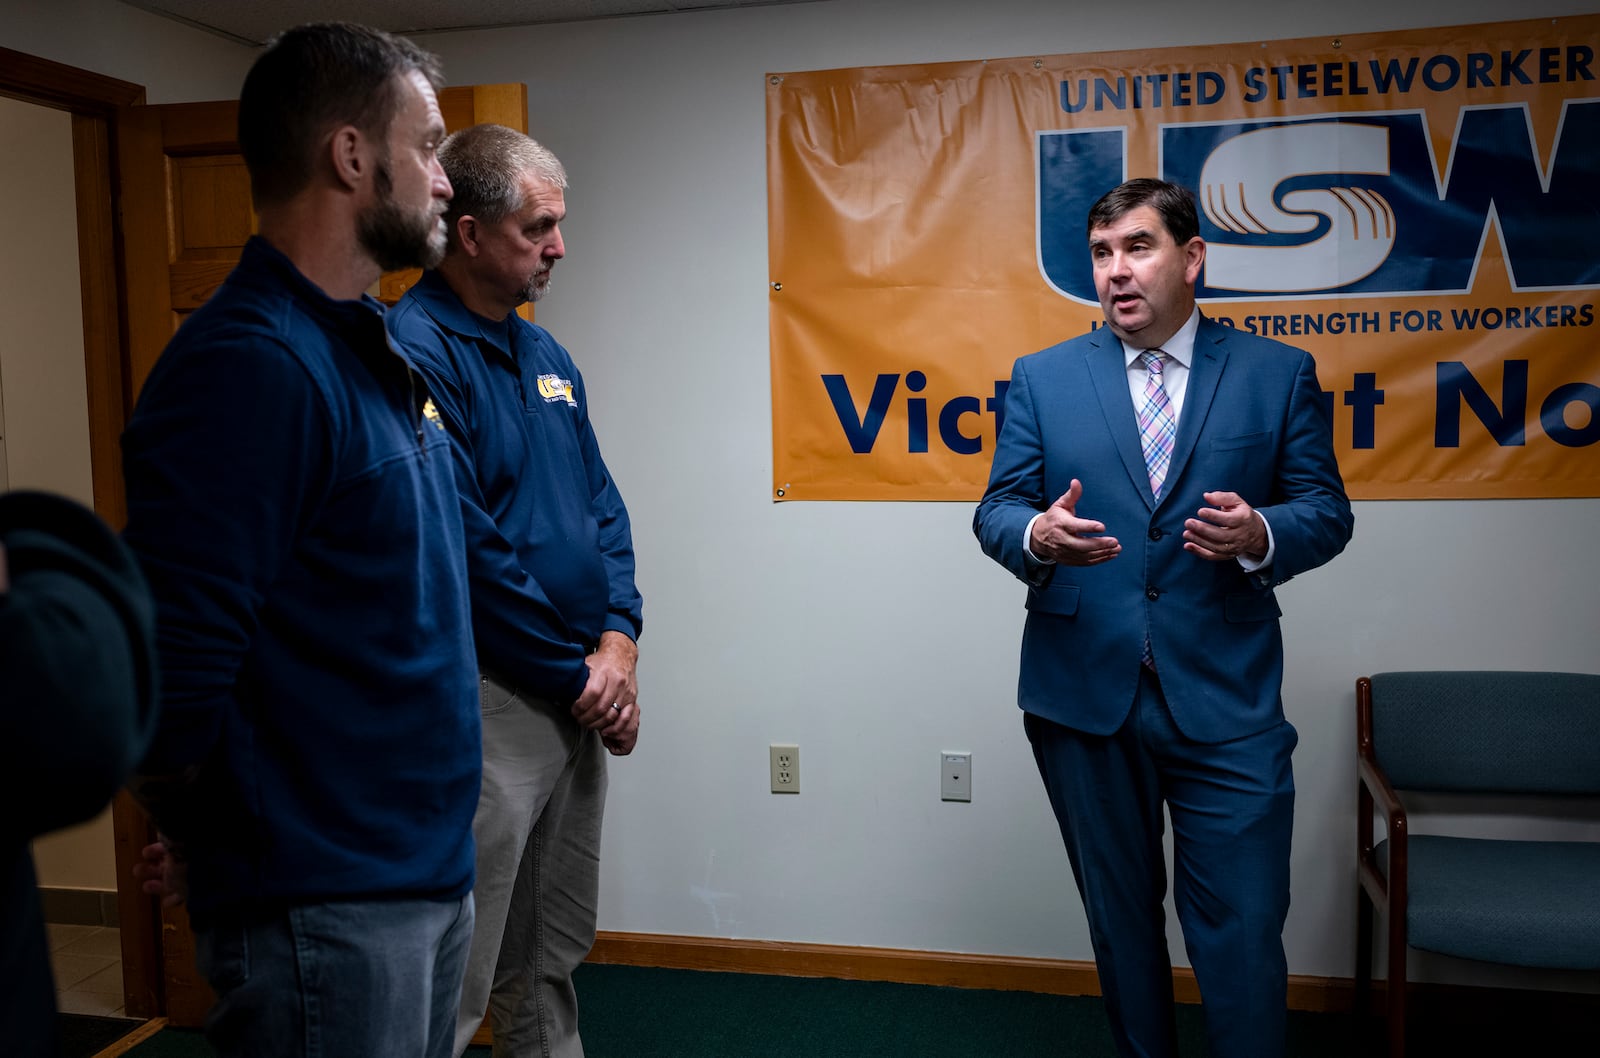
[1356,755,1409,905]
[1357,756,1406,829]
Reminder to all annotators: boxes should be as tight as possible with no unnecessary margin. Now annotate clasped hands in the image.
[1029,479,1266,567]
[571,629,641,756]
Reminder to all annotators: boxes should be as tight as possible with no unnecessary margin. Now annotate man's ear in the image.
[1184,236,1207,287]
[328,124,369,193]
[455,215,481,256]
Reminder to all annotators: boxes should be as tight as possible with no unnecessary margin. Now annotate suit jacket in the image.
[974,316,1353,744]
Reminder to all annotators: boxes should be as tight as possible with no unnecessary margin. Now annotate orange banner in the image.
[767,16,1600,501]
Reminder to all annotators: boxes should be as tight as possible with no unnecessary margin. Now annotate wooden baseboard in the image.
[38,886,121,927]
[585,931,1354,1014]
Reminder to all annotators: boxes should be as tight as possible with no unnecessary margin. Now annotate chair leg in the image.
[1385,934,1406,1058]
[1355,890,1372,1018]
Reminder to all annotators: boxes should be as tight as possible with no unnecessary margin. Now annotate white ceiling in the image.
[118,0,831,46]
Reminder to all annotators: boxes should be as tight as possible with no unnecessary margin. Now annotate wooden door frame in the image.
[0,45,164,1019]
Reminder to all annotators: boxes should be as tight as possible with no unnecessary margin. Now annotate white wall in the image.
[0,94,116,890]
[0,0,251,104]
[0,98,92,506]
[415,0,1600,991]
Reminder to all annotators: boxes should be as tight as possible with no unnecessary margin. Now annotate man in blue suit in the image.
[974,179,1353,1058]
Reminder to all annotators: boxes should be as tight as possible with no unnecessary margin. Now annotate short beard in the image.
[522,266,552,305]
[358,161,446,272]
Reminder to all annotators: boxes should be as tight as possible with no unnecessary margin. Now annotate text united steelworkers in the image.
[1060,45,1596,112]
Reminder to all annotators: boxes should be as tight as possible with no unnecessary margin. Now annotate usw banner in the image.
[766,16,1600,501]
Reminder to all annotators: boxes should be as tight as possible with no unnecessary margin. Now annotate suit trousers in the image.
[1025,665,1297,1058]
[452,673,609,1058]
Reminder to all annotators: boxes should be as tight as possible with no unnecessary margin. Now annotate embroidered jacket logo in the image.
[422,398,445,430]
[537,374,577,406]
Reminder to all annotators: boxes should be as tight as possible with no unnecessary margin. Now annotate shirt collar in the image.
[237,235,388,331]
[410,269,516,359]
[1120,308,1200,370]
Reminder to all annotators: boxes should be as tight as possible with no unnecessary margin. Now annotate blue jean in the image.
[195,894,475,1058]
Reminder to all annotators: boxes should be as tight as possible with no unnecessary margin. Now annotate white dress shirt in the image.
[1023,310,1275,569]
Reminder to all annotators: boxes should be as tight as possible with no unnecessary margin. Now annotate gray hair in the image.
[438,124,567,241]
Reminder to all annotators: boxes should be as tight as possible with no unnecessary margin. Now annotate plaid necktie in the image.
[1137,350,1176,501]
[1137,350,1175,670]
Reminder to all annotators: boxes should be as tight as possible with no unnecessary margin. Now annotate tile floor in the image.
[48,923,126,1017]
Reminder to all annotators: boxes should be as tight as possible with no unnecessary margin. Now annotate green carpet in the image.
[548,964,1374,1057]
[112,963,1375,1057]
[100,961,1600,1057]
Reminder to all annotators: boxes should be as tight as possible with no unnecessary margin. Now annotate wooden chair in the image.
[1355,670,1600,1057]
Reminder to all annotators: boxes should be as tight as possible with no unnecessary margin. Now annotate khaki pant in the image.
[453,673,608,1058]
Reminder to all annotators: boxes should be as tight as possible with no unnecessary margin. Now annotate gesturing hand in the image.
[1029,479,1121,566]
[1183,491,1268,562]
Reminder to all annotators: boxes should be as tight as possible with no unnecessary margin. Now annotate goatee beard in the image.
[524,269,552,304]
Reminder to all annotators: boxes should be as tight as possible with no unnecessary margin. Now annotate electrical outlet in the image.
[770,743,799,794]
[941,751,971,802]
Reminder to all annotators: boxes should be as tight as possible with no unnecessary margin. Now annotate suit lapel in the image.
[1084,329,1157,509]
[1161,317,1230,506]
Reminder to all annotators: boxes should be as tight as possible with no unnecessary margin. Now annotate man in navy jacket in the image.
[388,123,642,1058]
[122,24,478,1058]
[975,179,1352,1058]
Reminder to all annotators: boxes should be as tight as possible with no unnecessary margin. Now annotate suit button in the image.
[1148,527,1164,541]
[1146,586,1160,600]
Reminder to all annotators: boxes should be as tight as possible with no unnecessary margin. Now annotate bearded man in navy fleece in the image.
[121,23,479,1058]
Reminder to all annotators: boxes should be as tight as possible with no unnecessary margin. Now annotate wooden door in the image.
[111,83,530,1028]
